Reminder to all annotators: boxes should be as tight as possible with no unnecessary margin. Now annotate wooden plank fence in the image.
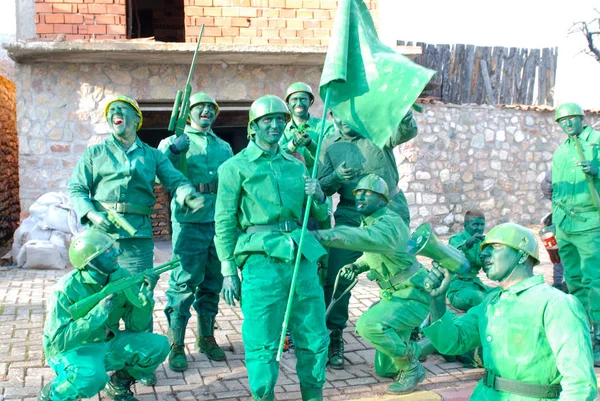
[398,41,558,106]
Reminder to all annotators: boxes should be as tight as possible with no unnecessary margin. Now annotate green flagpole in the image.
[276,86,332,362]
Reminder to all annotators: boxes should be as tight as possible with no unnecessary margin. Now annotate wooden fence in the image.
[399,41,558,106]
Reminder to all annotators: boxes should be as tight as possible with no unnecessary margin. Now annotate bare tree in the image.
[569,9,600,62]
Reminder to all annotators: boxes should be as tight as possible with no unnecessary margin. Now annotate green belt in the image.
[197,181,218,194]
[483,370,561,399]
[377,262,421,290]
[93,201,153,216]
[245,220,299,234]
[556,201,597,221]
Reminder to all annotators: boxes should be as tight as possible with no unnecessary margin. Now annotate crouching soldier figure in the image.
[314,174,430,395]
[39,229,169,401]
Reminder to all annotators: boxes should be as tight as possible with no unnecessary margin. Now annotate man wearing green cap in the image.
[447,210,493,311]
[551,102,600,365]
[40,229,169,401]
[423,222,597,400]
[280,82,334,170]
[317,110,417,369]
[158,92,233,370]
[215,95,329,401]
[68,94,203,385]
[313,173,429,394]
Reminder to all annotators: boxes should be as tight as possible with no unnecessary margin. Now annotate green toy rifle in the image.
[68,258,181,320]
[106,209,137,237]
[167,25,205,175]
[572,134,600,213]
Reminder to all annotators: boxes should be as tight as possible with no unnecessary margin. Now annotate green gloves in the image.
[169,134,190,154]
[184,193,205,213]
[340,263,360,281]
[293,126,312,148]
[86,210,111,231]
[424,261,452,297]
[305,177,326,204]
[139,270,159,306]
[334,162,357,182]
[221,274,241,307]
[578,160,599,177]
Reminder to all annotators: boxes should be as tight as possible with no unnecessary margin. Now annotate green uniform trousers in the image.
[114,238,155,331]
[357,295,428,377]
[241,254,329,399]
[324,203,362,330]
[46,331,169,401]
[447,278,491,312]
[164,221,223,337]
[556,226,600,322]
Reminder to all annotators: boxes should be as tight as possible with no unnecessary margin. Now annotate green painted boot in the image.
[196,315,226,361]
[301,387,323,401]
[38,382,52,401]
[386,361,426,395]
[168,344,188,371]
[137,372,156,386]
[327,328,345,369]
[105,370,139,401]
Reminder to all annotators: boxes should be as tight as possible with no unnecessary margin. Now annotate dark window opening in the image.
[127,0,185,43]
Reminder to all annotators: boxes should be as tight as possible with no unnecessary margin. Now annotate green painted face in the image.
[464,217,485,236]
[190,103,216,130]
[355,189,386,216]
[287,92,311,120]
[107,101,140,138]
[332,113,358,137]
[481,243,518,282]
[88,245,120,276]
[253,113,287,148]
[558,115,584,136]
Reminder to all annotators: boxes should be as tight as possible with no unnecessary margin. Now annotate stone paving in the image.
[0,237,599,401]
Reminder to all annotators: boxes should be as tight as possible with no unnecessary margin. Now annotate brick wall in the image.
[33,0,379,43]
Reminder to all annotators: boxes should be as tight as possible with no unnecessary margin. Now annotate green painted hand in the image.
[340,263,359,281]
[86,210,111,231]
[184,193,205,213]
[221,274,241,307]
[172,134,191,154]
[424,261,451,297]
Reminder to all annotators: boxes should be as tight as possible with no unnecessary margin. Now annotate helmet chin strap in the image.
[497,250,525,283]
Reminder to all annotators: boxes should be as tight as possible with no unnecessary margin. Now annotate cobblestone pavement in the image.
[0,238,599,401]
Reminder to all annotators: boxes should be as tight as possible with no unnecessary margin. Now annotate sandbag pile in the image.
[11,192,84,269]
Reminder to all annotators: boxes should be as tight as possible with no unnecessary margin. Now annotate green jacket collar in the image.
[361,206,387,225]
[565,126,594,145]
[246,140,296,163]
[185,125,217,138]
[505,274,544,296]
[107,134,143,153]
[332,129,361,143]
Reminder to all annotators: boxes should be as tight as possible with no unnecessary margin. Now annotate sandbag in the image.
[16,240,66,270]
[11,217,40,262]
[28,192,69,220]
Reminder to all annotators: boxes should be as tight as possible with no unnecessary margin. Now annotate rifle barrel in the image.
[186,25,205,84]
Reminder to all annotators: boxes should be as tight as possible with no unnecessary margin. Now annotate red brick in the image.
[297,29,313,37]
[34,3,53,12]
[239,27,257,36]
[106,4,124,13]
[233,36,251,44]
[280,9,296,18]
[303,19,320,29]
[260,28,278,37]
[107,25,126,35]
[269,0,285,7]
[200,36,215,43]
[214,17,232,26]
[320,37,330,46]
[64,14,84,24]
[87,4,107,13]
[268,38,285,44]
[249,18,267,27]
[44,14,64,23]
[222,26,240,36]
[280,28,297,37]
[303,0,319,7]
[285,37,303,45]
[95,15,117,24]
[186,6,204,16]
[190,16,214,25]
[313,10,330,18]
[215,37,233,44]
[194,0,213,5]
[268,18,286,28]
[297,10,313,18]
[88,25,107,34]
[203,7,222,16]
[52,3,73,12]
[54,24,76,34]
[231,17,250,27]
[251,0,269,5]
[233,0,251,5]
[84,14,94,23]
[250,37,268,45]
[313,28,330,38]
[320,0,337,8]
[222,7,240,16]
[202,26,222,36]
[35,24,54,34]
[262,8,279,18]
[45,0,65,3]
[94,0,116,3]
[65,34,88,39]
[212,0,231,5]
[238,7,257,17]
[77,4,88,13]
[285,0,302,7]
[303,38,321,45]
[320,18,333,28]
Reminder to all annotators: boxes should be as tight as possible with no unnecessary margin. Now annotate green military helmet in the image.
[190,92,220,117]
[285,82,315,105]
[248,95,291,127]
[69,229,116,270]
[480,223,540,266]
[104,95,143,131]
[353,173,390,201]
[555,102,584,122]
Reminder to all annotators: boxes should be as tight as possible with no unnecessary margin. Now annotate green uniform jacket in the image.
[318,116,417,203]
[424,275,597,400]
[43,267,154,361]
[158,126,233,223]
[68,135,195,239]
[449,231,484,279]
[280,114,334,170]
[552,126,600,233]
[214,141,328,275]
[318,207,428,303]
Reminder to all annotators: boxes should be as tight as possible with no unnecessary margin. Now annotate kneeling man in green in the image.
[424,223,597,400]
[314,174,429,395]
[40,229,169,401]
[214,95,330,401]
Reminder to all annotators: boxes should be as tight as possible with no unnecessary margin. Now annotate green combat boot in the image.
[196,315,226,361]
[386,347,426,395]
[327,328,345,369]
[105,370,139,401]
[301,387,323,401]
[38,382,52,401]
[137,372,156,386]
[168,344,188,371]
[593,323,600,367]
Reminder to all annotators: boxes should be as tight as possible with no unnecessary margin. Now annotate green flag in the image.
[319,0,435,148]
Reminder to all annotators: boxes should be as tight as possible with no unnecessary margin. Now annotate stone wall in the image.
[15,61,600,235]
[0,75,20,242]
